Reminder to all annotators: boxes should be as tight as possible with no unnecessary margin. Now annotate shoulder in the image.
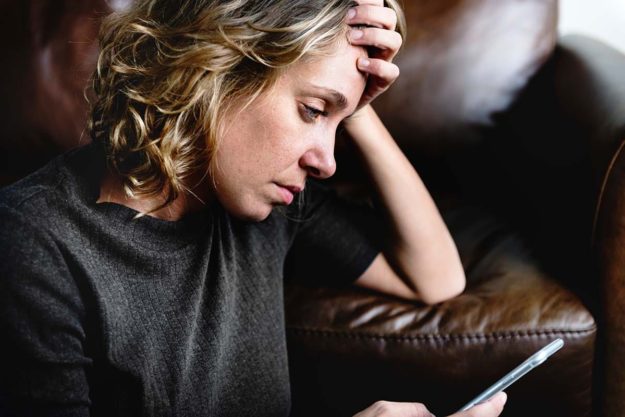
[0,159,64,216]
[295,179,377,228]
[0,149,99,317]
[287,179,338,223]
[0,143,103,230]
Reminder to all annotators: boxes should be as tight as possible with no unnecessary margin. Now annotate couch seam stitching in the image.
[286,326,596,342]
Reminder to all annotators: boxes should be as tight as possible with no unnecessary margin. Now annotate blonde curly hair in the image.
[89,0,406,210]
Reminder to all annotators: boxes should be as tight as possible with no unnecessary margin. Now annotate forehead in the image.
[282,41,368,107]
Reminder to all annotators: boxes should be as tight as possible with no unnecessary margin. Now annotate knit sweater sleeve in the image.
[0,205,91,417]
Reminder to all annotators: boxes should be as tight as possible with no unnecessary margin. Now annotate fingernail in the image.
[359,58,370,67]
[347,8,356,20]
[350,29,364,40]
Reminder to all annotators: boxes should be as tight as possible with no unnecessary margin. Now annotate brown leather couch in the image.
[1,1,623,416]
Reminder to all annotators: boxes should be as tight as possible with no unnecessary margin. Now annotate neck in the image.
[97,169,212,221]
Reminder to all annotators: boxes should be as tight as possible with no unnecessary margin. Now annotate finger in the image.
[347,4,397,30]
[448,392,508,417]
[361,401,436,417]
[357,58,399,104]
[349,27,402,60]
[358,58,400,84]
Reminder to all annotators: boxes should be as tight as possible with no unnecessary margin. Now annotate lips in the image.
[282,185,303,194]
[275,183,304,205]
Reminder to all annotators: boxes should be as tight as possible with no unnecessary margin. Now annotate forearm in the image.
[343,104,465,302]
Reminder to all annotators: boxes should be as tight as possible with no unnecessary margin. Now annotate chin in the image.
[216,191,273,222]
[226,202,273,222]
[238,211,272,222]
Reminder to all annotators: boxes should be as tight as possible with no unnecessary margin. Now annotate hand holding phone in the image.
[457,338,564,412]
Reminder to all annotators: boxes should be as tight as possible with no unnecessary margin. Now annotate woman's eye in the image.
[301,104,328,121]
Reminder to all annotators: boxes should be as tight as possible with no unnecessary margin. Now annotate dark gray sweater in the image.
[0,143,380,417]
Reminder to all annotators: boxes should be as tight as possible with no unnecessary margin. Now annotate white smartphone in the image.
[457,338,564,412]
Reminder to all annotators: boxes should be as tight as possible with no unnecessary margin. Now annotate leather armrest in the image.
[285,205,596,417]
[487,35,625,417]
[555,36,625,417]
[286,277,594,417]
[554,35,625,181]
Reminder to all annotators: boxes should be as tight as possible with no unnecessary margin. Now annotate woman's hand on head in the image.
[346,0,403,110]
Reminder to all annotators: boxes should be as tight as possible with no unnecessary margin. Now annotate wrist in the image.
[342,104,381,147]
[343,104,374,130]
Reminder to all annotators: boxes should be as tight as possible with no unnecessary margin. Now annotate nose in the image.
[299,134,337,179]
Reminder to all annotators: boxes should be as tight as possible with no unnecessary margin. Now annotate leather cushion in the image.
[285,203,595,417]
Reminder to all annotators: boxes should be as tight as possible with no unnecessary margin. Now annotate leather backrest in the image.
[0,0,132,184]
[0,0,557,184]
[375,0,558,152]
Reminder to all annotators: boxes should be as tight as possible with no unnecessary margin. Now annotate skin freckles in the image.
[98,2,479,414]
[209,40,367,221]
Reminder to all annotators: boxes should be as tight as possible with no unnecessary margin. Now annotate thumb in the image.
[449,392,507,417]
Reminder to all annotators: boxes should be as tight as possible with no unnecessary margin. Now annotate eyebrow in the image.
[309,85,349,111]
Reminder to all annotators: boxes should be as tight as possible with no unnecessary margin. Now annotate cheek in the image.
[216,112,294,177]
[246,111,308,167]
[217,93,326,180]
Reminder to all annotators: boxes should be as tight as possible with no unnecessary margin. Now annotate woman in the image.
[0,0,506,416]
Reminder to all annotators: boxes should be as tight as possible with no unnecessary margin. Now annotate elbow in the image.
[418,243,467,305]
[417,271,466,306]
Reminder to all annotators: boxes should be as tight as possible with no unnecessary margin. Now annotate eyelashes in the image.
[301,104,329,122]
